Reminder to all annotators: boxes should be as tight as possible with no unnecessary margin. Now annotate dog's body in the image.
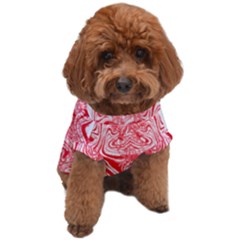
[58,99,172,176]
[58,3,183,237]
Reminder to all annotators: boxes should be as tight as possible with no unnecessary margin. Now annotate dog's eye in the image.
[135,48,147,59]
[101,51,114,61]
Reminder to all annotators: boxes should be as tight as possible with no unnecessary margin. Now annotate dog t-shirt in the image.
[58,100,172,176]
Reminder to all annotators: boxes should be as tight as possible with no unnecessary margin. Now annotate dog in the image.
[58,3,183,237]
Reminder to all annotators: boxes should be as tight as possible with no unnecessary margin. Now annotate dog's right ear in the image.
[62,38,84,95]
[158,39,183,97]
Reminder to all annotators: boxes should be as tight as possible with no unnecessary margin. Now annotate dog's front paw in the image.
[152,204,169,213]
[67,224,93,238]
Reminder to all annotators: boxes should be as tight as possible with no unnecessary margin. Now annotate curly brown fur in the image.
[131,146,170,212]
[63,3,182,115]
[60,3,182,237]
[104,170,133,195]
[58,168,69,189]
[64,152,105,237]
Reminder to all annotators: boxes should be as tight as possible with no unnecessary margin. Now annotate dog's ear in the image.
[159,40,183,96]
[63,38,85,96]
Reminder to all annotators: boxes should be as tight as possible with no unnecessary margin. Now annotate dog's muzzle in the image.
[116,77,132,93]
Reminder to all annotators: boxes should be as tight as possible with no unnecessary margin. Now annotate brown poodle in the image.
[58,3,183,238]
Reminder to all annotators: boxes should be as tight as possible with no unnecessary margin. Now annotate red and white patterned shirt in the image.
[58,100,172,176]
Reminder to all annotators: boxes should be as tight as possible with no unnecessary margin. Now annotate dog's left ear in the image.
[62,38,87,98]
[63,39,80,79]
[159,40,183,96]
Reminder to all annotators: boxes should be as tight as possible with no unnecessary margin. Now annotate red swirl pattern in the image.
[58,100,172,176]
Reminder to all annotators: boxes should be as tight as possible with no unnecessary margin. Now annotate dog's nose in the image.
[116,77,132,93]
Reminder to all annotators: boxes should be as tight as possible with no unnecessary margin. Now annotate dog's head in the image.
[63,3,183,115]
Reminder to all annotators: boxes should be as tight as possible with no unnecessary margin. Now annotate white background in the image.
[0,0,240,239]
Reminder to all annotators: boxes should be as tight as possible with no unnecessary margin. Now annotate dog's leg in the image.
[131,146,170,213]
[65,152,105,237]
[58,169,69,189]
